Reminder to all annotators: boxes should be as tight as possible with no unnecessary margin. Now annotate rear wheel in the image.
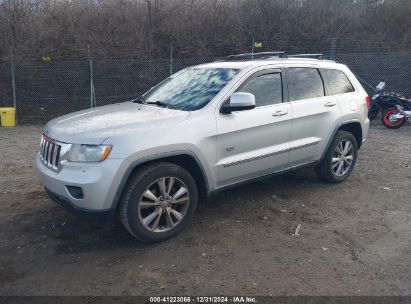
[119,162,198,243]
[381,108,406,129]
[315,131,358,183]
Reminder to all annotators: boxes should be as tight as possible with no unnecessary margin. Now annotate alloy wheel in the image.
[138,177,190,232]
[332,140,354,177]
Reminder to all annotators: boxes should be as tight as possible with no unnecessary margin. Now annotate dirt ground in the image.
[0,122,410,296]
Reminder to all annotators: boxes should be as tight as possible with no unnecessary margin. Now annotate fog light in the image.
[66,186,84,199]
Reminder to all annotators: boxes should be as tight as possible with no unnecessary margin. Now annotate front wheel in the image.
[381,108,406,129]
[119,162,198,243]
[315,131,358,183]
[368,103,379,121]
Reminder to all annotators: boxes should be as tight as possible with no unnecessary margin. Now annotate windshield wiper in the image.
[130,96,146,104]
[146,100,176,109]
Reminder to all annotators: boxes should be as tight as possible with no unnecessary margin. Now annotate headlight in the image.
[67,144,112,162]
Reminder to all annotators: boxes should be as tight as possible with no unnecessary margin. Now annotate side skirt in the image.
[207,160,318,198]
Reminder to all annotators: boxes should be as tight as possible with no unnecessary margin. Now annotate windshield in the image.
[141,67,239,111]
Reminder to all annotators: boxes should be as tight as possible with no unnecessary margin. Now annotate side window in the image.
[320,69,355,95]
[237,73,282,107]
[287,68,324,101]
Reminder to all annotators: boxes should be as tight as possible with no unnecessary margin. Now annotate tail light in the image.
[365,96,371,108]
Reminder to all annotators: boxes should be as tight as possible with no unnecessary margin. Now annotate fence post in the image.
[170,42,174,76]
[251,37,255,60]
[10,47,17,124]
[330,37,337,61]
[88,45,96,108]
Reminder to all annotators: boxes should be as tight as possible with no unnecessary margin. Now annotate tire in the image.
[368,109,379,121]
[119,162,198,243]
[381,108,406,129]
[315,131,358,183]
[368,104,380,121]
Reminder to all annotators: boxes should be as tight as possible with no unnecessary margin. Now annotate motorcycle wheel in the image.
[381,108,406,129]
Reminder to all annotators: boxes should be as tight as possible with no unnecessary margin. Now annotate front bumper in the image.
[44,187,113,223]
[36,154,128,214]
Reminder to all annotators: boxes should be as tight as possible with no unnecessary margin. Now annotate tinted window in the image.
[320,69,355,95]
[287,68,324,101]
[237,73,282,107]
[143,68,239,111]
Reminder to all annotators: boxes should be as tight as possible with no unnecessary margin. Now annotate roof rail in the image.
[218,52,325,62]
[287,53,323,59]
[225,51,287,60]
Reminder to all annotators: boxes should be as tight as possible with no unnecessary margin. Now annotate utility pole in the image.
[330,37,337,61]
[251,37,255,60]
[10,47,17,124]
[88,45,96,108]
[170,42,174,76]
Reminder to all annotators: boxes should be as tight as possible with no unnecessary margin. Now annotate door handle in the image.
[272,110,288,117]
[324,101,337,107]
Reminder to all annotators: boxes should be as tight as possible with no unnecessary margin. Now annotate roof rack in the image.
[225,51,287,60]
[219,52,325,62]
[287,53,323,59]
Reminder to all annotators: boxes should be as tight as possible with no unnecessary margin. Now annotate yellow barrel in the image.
[0,107,16,127]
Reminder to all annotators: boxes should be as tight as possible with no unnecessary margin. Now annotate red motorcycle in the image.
[368,81,411,129]
[382,102,411,129]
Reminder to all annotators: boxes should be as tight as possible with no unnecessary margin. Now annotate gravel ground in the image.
[0,123,410,296]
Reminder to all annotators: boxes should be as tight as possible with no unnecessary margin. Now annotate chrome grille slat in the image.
[42,141,47,163]
[40,135,62,171]
[55,146,61,165]
[48,143,54,164]
[52,144,59,168]
[47,141,51,164]
[44,141,50,164]
[41,139,46,157]
[45,141,49,163]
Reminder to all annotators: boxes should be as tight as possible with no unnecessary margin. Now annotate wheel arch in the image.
[338,121,363,148]
[111,152,209,211]
[320,121,363,162]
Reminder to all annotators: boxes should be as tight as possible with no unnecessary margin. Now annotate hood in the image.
[44,102,190,144]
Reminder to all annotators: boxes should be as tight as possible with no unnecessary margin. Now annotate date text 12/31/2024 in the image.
[149,296,257,303]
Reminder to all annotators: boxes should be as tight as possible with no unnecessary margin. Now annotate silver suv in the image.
[36,54,370,242]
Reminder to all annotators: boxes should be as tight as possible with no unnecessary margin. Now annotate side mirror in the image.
[376,81,386,91]
[221,92,256,114]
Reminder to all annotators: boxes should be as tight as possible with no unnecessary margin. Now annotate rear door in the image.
[320,68,361,120]
[215,68,292,187]
[286,67,342,166]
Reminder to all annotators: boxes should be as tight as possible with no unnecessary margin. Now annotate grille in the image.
[40,135,62,170]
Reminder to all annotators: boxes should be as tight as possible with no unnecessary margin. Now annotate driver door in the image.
[215,69,292,187]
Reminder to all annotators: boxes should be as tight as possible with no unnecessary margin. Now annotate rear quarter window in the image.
[287,68,325,101]
[320,69,355,95]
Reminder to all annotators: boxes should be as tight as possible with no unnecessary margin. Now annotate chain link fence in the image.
[1,38,411,124]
